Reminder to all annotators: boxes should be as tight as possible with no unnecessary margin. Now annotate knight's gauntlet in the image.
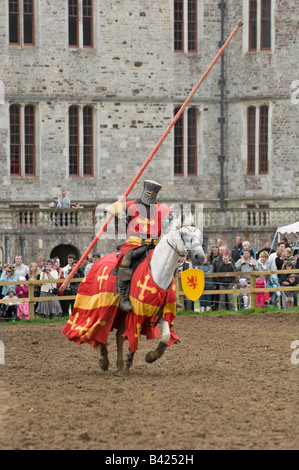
[106,200,125,219]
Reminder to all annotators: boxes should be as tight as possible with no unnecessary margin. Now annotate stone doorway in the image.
[50,244,80,268]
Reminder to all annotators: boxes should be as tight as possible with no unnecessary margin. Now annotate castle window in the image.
[174,0,198,53]
[69,105,94,177]
[10,104,36,177]
[83,105,94,176]
[9,0,35,46]
[24,104,36,175]
[174,107,198,176]
[69,105,80,176]
[69,0,93,48]
[249,0,271,51]
[247,105,269,175]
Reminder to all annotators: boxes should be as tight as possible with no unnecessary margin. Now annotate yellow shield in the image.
[180,269,205,301]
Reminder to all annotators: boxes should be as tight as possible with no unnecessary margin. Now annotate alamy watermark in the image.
[290,340,299,365]
[0,340,4,365]
[95,201,204,241]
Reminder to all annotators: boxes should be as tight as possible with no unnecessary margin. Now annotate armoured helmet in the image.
[140,180,162,206]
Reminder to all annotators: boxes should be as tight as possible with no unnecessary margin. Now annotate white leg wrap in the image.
[160,319,171,345]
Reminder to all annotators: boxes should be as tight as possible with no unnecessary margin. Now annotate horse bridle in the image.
[166,224,202,257]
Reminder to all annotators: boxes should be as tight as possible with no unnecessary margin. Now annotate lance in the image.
[60,20,243,292]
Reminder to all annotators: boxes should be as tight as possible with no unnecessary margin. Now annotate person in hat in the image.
[107,180,173,312]
[0,265,20,298]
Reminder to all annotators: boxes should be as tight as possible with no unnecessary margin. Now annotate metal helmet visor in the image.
[140,180,162,206]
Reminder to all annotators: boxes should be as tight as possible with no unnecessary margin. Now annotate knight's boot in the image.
[118,267,133,312]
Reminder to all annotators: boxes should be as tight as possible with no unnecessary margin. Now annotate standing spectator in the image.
[235,248,258,309]
[268,246,285,272]
[82,257,92,276]
[49,197,61,209]
[14,255,29,277]
[63,254,76,277]
[275,247,287,280]
[212,245,228,310]
[68,260,84,312]
[231,236,243,263]
[56,266,69,317]
[0,265,20,298]
[35,259,62,319]
[37,257,46,274]
[62,255,84,315]
[59,190,71,225]
[256,275,266,309]
[15,277,29,320]
[84,253,101,276]
[256,251,271,281]
[198,254,213,312]
[267,274,280,308]
[283,247,296,266]
[256,241,275,260]
[26,262,40,316]
[59,190,71,209]
[281,237,291,249]
[49,197,61,225]
[280,261,298,308]
[218,254,236,311]
[209,246,220,264]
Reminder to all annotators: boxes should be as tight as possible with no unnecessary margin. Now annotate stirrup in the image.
[119,298,132,312]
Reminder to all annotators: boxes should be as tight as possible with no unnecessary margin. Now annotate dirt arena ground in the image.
[0,312,298,451]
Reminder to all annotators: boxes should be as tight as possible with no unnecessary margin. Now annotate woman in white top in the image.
[256,251,272,281]
[36,259,62,319]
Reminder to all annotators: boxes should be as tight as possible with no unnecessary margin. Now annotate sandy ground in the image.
[0,312,298,451]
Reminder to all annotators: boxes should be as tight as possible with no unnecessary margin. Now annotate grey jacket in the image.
[235,258,258,281]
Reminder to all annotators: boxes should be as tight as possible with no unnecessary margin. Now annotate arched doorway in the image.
[50,244,80,268]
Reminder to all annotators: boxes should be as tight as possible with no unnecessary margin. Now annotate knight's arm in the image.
[106,201,128,230]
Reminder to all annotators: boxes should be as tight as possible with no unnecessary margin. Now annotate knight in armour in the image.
[107,180,173,312]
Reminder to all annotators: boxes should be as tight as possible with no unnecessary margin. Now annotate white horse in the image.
[98,215,205,372]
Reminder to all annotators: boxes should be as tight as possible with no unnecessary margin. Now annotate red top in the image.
[125,201,171,239]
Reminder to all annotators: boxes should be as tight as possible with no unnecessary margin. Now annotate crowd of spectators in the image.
[1,234,298,321]
[0,252,101,322]
[179,235,299,312]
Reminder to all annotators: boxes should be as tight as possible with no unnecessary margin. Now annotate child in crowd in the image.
[0,289,18,321]
[256,275,266,308]
[15,276,29,320]
[281,272,298,309]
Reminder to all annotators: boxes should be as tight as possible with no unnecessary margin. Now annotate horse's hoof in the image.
[146,342,167,363]
[99,358,109,371]
[145,350,159,363]
[117,360,124,371]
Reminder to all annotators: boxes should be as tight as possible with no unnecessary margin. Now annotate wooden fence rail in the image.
[1,268,299,321]
[175,269,299,310]
[0,277,83,320]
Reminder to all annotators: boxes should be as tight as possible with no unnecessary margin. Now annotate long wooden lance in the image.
[60,20,243,292]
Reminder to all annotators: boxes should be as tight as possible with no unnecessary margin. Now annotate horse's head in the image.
[177,224,205,266]
[167,214,205,266]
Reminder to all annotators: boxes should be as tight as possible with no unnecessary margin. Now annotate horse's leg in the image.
[145,318,170,363]
[124,349,134,373]
[116,313,126,371]
[97,343,109,371]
